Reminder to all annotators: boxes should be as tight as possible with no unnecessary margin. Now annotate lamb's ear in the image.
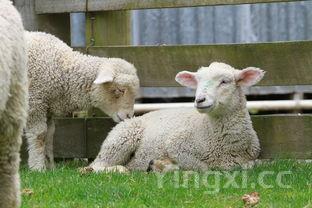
[235,67,265,87]
[93,70,114,84]
[175,71,198,89]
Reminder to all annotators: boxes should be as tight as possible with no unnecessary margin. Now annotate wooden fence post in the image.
[14,0,70,44]
[84,10,131,148]
[85,10,131,117]
[85,11,131,46]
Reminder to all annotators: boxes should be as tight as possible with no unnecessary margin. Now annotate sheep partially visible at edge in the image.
[25,32,139,171]
[88,62,264,172]
[0,0,28,207]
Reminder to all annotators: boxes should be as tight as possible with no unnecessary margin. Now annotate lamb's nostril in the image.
[196,97,206,104]
[126,114,132,119]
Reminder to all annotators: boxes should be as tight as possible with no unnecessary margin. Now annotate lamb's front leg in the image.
[88,119,143,173]
[167,140,208,171]
[172,152,208,171]
[26,121,48,171]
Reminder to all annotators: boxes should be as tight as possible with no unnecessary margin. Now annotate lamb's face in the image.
[91,59,139,122]
[175,62,265,115]
[92,82,138,122]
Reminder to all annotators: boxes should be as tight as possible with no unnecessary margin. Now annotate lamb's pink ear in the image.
[175,71,197,89]
[93,70,114,84]
[235,67,265,87]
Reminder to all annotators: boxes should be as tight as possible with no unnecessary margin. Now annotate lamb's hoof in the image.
[147,158,180,173]
[78,166,94,175]
[101,165,130,174]
[29,164,47,172]
[91,165,130,174]
[46,161,55,170]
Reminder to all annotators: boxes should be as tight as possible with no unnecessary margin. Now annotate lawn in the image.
[20,160,312,208]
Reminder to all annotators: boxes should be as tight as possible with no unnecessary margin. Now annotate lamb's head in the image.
[175,62,265,115]
[91,58,140,122]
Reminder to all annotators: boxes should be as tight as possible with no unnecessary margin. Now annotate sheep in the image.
[24,31,139,171]
[0,0,28,207]
[88,62,264,172]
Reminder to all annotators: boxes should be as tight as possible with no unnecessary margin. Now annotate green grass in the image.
[21,160,312,208]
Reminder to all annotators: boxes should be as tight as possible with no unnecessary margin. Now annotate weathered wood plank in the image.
[35,0,305,14]
[85,41,312,87]
[14,0,38,31]
[38,115,311,159]
[85,11,131,46]
[53,118,86,158]
[86,118,116,158]
[14,0,71,44]
[21,119,87,161]
[253,115,312,159]
[37,13,71,45]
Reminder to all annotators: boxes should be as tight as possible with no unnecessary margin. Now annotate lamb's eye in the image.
[220,79,231,86]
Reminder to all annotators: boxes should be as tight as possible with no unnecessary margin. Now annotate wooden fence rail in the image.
[35,0,307,14]
[22,115,307,160]
[84,40,312,87]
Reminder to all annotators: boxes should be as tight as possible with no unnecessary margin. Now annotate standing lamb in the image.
[88,62,264,172]
[0,0,28,207]
[25,32,139,171]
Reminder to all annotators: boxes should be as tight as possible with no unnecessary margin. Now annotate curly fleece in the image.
[91,64,261,172]
[25,31,139,171]
[0,1,28,207]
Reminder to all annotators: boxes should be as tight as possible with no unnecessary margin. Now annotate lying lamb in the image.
[0,0,28,207]
[88,62,264,172]
[25,32,139,171]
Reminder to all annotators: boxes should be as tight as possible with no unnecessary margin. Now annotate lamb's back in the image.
[142,108,204,128]
[25,32,72,101]
[138,108,208,145]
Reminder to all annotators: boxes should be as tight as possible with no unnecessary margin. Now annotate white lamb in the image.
[89,62,264,172]
[25,32,139,171]
[0,0,28,207]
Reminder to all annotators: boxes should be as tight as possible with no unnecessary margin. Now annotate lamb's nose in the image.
[196,97,206,104]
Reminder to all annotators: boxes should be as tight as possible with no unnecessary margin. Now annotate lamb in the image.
[0,0,28,207]
[24,31,139,171]
[88,62,264,172]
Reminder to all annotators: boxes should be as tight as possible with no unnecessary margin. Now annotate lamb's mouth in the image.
[195,104,214,113]
[195,103,214,110]
[196,106,213,109]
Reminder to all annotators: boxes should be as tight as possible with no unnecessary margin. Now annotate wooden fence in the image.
[19,0,312,160]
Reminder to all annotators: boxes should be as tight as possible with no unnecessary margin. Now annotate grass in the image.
[20,160,312,208]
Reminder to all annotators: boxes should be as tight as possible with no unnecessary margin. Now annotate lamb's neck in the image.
[64,52,100,111]
[207,98,252,131]
[208,108,251,129]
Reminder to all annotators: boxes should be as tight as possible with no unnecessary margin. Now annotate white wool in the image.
[24,31,139,171]
[0,0,28,207]
[90,62,263,172]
